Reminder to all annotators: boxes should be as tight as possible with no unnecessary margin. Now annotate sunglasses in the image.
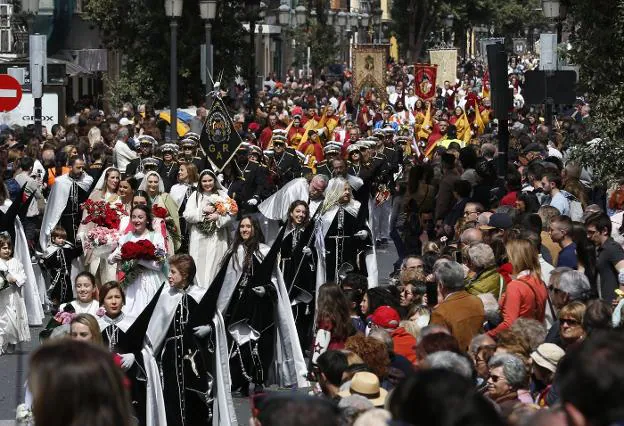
[489,374,505,383]
[560,318,581,327]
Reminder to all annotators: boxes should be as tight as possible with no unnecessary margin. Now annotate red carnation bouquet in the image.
[81,199,127,229]
[152,204,180,245]
[117,239,166,288]
[81,199,127,256]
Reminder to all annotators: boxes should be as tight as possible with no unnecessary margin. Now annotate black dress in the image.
[280,223,317,351]
[323,205,371,282]
[159,295,214,425]
[59,180,90,245]
[41,242,82,305]
[100,313,149,426]
[222,250,277,391]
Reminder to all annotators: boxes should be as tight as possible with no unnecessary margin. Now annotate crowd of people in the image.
[2,52,624,426]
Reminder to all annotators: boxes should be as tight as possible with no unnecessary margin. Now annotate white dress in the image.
[109,230,167,318]
[58,299,100,315]
[183,190,232,288]
[0,257,30,352]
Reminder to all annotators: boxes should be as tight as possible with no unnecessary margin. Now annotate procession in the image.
[1,0,624,425]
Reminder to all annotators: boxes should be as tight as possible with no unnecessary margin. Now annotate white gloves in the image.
[247,198,258,206]
[193,324,212,338]
[252,286,266,297]
[302,246,312,256]
[120,353,135,370]
[354,230,368,240]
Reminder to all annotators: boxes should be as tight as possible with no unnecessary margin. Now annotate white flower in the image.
[16,403,33,423]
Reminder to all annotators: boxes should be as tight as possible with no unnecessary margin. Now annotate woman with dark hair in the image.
[118,176,138,213]
[279,200,318,349]
[27,340,135,426]
[570,221,598,292]
[361,286,401,317]
[183,169,236,287]
[108,205,167,318]
[139,254,237,426]
[310,283,355,364]
[216,215,306,395]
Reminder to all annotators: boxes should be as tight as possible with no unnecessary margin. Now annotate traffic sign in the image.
[0,74,23,112]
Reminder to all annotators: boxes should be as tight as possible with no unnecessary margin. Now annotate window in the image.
[0,29,10,53]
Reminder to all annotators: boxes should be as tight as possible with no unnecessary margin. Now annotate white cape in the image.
[39,173,93,250]
[142,285,237,426]
[0,202,44,325]
[216,244,308,388]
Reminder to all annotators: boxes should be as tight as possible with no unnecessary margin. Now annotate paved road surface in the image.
[0,244,397,424]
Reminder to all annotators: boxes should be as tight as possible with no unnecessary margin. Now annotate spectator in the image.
[486,353,529,418]
[27,340,134,426]
[465,243,503,299]
[559,301,587,350]
[487,239,548,337]
[585,213,624,302]
[558,330,624,425]
[369,306,417,363]
[368,328,414,386]
[541,172,570,216]
[425,350,474,380]
[549,215,578,269]
[316,350,348,401]
[429,261,485,350]
[530,343,565,406]
[338,372,388,408]
[389,369,503,426]
[252,394,342,426]
[538,205,562,265]
[344,334,391,389]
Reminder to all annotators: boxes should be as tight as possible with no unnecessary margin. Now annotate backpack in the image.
[564,192,583,221]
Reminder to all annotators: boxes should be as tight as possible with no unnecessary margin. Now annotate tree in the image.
[85,0,250,109]
[565,0,624,184]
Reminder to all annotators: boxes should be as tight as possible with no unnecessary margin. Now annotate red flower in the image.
[152,204,168,219]
[120,239,157,260]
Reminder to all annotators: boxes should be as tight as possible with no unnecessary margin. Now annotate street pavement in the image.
[0,243,397,424]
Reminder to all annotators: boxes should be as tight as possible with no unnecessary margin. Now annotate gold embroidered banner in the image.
[428,49,458,87]
[352,45,388,103]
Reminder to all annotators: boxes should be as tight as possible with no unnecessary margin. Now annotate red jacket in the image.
[487,273,547,338]
[391,327,417,363]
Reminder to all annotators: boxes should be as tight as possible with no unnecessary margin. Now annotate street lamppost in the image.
[443,14,454,46]
[359,12,369,44]
[336,10,347,63]
[21,0,39,34]
[541,0,562,127]
[22,0,40,137]
[373,6,382,43]
[247,0,266,120]
[200,0,217,106]
[165,0,183,142]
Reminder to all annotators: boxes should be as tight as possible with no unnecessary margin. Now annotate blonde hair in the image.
[70,314,103,346]
[506,238,541,276]
[559,301,587,324]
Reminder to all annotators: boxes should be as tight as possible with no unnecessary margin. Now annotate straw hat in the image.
[530,343,565,374]
[338,372,388,407]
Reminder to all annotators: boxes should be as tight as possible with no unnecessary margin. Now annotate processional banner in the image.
[352,45,388,104]
[413,64,438,100]
[428,49,458,86]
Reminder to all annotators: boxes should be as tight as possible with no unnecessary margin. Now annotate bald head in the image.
[460,228,483,246]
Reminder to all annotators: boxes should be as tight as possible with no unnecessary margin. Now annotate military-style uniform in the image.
[228,159,271,217]
[273,149,302,188]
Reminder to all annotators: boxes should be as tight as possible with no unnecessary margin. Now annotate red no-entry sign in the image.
[0,74,23,112]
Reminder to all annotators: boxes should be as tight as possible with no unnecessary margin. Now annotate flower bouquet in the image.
[117,239,166,288]
[81,199,127,256]
[152,204,181,245]
[83,227,121,257]
[81,199,127,229]
[197,194,238,236]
